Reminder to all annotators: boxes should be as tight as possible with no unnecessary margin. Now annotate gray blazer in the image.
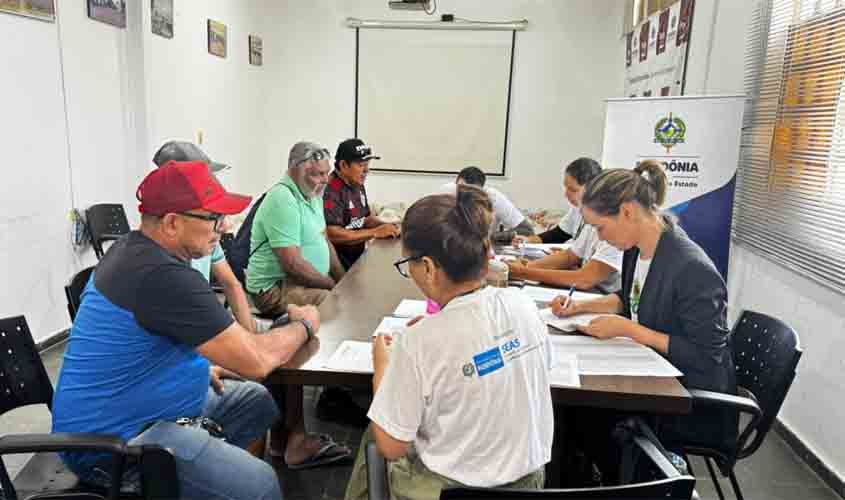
[616,219,737,449]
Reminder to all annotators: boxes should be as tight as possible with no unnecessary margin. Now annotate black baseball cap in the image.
[152,141,230,172]
[335,138,381,163]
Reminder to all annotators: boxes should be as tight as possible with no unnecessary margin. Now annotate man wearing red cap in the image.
[51,162,337,499]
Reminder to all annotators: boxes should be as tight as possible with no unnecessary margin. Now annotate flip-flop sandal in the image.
[285,434,352,470]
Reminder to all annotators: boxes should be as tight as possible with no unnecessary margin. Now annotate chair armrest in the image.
[688,389,762,418]
[632,435,681,479]
[0,433,127,456]
[365,441,389,500]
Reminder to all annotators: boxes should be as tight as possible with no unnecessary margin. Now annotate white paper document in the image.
[549,353,581,388]
[522,286,604,304]
[549,335,682,377]
[523,243,572,253]
[538,308,612,332]
[392,299,428,318]
[372,316,408,337]
[323,340,374,373]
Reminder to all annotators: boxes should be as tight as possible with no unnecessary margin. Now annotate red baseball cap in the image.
[137,161,252,216]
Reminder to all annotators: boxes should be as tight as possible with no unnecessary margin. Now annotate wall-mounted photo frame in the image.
[151,0,173,39]
[87,0,126,28]
[0,0,56,23]
[249,35,262,66]
[207,19,227,58]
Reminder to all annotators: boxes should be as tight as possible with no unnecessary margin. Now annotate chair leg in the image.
[705,457,726,500]
[684,454,694,475]
[728,469,745,500]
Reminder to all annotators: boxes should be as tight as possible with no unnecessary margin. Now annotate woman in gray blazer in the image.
[553,160,737,477]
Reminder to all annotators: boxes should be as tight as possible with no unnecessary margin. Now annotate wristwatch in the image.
[296,318,314,342]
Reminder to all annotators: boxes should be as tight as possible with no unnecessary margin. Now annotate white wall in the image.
[264,0,625,211]
[688,0,845,481]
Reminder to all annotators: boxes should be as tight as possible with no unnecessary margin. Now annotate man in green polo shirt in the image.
[246,140,345,315]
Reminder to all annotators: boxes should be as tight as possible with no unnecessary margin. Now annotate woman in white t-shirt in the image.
[508,158,623,293]
[345,185,555,500]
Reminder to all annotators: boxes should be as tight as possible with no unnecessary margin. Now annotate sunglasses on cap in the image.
[295,148,331,167]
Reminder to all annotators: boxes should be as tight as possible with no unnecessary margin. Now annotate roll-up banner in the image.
[601,95,745,279]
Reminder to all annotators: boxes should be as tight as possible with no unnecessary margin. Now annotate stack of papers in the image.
[372,316,409,337]
[392,299,428,318]
[548,335,682,377]
[538,308,612,332]
[522,243,572,253]
[323,340,374,373]
[549,353,581,388]
[521,286,604,304]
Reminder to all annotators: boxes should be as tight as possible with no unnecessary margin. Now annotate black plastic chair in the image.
[64,266,95,322]
[86,204,130,260]
[0,315,179,500]
[676,310,802,500]
[365,419,695,500]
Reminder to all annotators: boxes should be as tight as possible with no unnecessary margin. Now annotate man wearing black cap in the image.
[324,138,400,268]
[152,141,255,332]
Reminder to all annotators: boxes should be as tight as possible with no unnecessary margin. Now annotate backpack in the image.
[223,192,268,287]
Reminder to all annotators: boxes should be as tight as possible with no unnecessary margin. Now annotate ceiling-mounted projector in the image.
[388,0,434,12]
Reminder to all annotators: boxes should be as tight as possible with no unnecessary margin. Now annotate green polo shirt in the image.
[246,175,330,294]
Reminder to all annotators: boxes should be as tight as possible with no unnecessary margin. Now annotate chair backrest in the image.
[65,266,95,322]
[441,476,695,499]
[731,310,802,458]
[85,204,130,259]
[0,316,54,416]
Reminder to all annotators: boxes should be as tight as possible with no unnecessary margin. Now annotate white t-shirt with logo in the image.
[368,286,554,486]
[630,256,653,323]
[569,225,623,292]
[438,182,526,231]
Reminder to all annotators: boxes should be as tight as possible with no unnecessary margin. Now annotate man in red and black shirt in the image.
[323,138,400,268]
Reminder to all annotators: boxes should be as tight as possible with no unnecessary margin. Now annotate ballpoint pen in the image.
[562,285,576,310]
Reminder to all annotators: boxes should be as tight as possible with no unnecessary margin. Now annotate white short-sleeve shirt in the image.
[569,224,623,292]
[438,182,526,231]
[557,202,582,236]
[368,286,554,486]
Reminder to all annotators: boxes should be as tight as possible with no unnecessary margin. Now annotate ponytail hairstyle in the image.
[401,184,493,283]
[580,159,667,216]
[564,157,602,186]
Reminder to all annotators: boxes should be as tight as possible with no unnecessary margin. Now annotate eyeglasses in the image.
[179,212,227,233]
[295,148,331,167]
[393,255,424,278]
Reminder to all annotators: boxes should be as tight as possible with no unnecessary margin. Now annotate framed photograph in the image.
[207,19,227,58]
[151,0,172,39]
[249,35,262,66]
[87,0,126,28]
[0,0,56,22]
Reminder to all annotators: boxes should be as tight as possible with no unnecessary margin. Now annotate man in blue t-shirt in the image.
[51,161,346,500]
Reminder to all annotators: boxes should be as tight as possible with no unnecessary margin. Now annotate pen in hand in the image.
[562,285,576,310]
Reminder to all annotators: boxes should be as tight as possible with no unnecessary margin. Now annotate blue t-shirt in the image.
[52,231,234,473]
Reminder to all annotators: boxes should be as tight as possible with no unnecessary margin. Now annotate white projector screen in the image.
[355,28,515,176]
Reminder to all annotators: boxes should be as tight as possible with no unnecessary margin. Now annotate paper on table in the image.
[323,340,374,373]
[548,335,682,377]
[522,286,604,304]
[549,353,580,388]
[538,308,612,332]
[392,299,428,318]
[372,316,408,337]
[523,243,572,252]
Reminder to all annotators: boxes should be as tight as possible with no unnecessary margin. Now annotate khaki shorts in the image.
[345,426,545,500]
[251,279,330,316]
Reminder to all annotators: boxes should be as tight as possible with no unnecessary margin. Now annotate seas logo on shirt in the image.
[467,337,527,377]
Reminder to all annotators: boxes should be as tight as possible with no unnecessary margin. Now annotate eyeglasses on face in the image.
[393,255,424,278]
[179,212,227,233]
[296,148,331,167]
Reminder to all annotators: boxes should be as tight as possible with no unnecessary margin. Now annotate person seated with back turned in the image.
[440,166,535,237]
[51,161,324,500]
[552,160,737,482]
[152,140,256,331]
[508,157,622,293]
[323,138,400,269]
[515,158,597,245]
[344,185,554,500]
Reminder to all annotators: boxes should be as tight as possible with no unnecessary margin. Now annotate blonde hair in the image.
[580,160,667,215]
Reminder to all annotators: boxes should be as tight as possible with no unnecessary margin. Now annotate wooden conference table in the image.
[268,238,690,414]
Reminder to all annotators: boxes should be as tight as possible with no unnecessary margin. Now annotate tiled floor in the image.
[3,343,841,500]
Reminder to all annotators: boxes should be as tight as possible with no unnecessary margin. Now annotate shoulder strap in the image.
[249,181,304,259]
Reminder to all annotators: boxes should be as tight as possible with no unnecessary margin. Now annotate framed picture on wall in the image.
[249,35,262,66]
[151,0,173,39]
[0,0,56,22]
[207,19,227,58]
[87,0,126,28]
